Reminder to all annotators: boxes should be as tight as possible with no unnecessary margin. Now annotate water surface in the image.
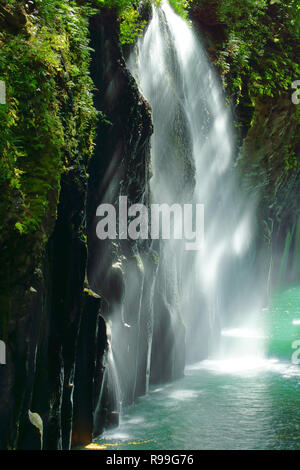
[92,286,300,450]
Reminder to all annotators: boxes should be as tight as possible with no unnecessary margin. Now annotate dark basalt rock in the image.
[87,9,155,415]
[72,292,106,447]
[18,167,89,450]
[237,97,300,292]
[0,157,90,450]
[0,6,187,450]
[87,8,186,432]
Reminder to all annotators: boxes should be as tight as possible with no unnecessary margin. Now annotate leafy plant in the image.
[120,6,147,44]
[0,0,98,236]
[169,0,191,19]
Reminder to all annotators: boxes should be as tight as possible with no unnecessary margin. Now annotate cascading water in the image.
[94,0,266,439]
[128,2,263,364]
[93,3,300,450]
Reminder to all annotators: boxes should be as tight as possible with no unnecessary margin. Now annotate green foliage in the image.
[171,0,299,101]
[215,0,300,102]
[94,0,139,10]
[0,0,98,237]
[186,0,299,171]
[93,0,147,44]
[284,143,298,171]
[120,6,147,44]
[212,0,300,172]
[169,0,191,19]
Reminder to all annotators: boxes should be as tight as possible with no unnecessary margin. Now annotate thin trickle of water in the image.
[109,347,122,412]
[93,325,122,435]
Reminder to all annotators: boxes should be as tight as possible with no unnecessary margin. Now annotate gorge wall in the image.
[85,6,185,427]
[0,2,185,450]
[0,0,299,451]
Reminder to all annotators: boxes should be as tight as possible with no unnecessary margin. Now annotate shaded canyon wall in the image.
[0,6,186,449]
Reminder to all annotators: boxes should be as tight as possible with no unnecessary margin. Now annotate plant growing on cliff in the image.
[94,0,147,44]
[0,0,98,237]
[284,144,298,171]
[169,0,191,19]
[119,5,147,44]
[216,0,300,100]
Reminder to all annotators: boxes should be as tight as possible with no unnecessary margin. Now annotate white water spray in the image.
[128,2,263,363]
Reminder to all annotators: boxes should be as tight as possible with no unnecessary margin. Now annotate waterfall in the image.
[128,2,263,364]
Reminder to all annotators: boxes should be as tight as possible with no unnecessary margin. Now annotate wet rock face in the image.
[0,161,90,450]
[72,293,106,448]
[87,9,154,418]
[87,9,156,420]
[238,97,300,290]
[0,7,187,450]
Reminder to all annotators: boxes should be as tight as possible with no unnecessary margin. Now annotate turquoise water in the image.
[93,286,300,450]
[265,286,300,360]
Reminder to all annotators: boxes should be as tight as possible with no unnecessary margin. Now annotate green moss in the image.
[134,253,145,273]
[0,0,97,239]
[215,0,300,103]
[187,0,299,171]
[284,144,298,171]
[0,1,100,336]
[93,0,148,44]
[169,0,191,19]
[83,287,101,298]
[120,6,147,44]
[149,249,159,266]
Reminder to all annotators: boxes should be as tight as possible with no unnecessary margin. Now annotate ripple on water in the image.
[167,389,199,401]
